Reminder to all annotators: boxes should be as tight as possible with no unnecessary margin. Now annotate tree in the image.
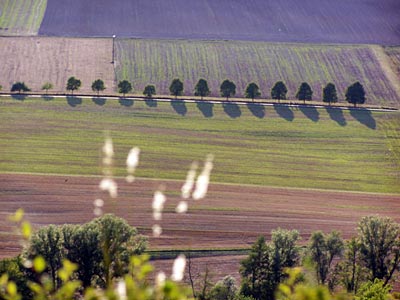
[11,82,30,93]
[143,85,156,98]
[241,229,300,300]
[323,83,338,105]
[271,81,287,103]
[308,230,344,285]
[118,80,132,97]
[209,276,237,300]
[41,82,53,94]
[357,215,400,286]
[296,82,313,104]
[91,79,106,96]
[245,82,261,101]
[220,79,236,100]
[355,279,392,300]
[194,79,210,100]
[66,77,81,94]
[346,82,365,107]
[169,78,184,98]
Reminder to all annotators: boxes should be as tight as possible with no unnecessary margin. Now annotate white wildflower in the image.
[171,254,186,282]
[102,137,114,158]
[93,207,103,216]
[152,224,162,237]
[175,201,188,214]
[125,175,135,183]
[156,272,166,287]
[99,178,118,198]
[181,162,198,199]
[126,147,140,173]
[192,154,214,200]
[116,280,127,300]
[152,190,166,220]
[93,198,104,207]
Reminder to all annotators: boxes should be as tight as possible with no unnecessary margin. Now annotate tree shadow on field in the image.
[67,96,82,107]
[92,97,106,106]
[273,104,294,121]
[326,107,347,126]
[247,103,265,118]
[223,102,241,118]
[145,98,157,107]
[196,101,213,118]
[11,94,27,101]
[42,95,54,101]
[119,98,134,107]
[171,100,187,116]
[350,108,376,129]
[299,105,319,122]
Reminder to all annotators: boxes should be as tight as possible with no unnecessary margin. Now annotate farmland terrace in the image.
[37,0,400,45]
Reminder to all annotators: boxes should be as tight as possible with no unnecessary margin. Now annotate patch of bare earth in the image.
[0,37,114,94]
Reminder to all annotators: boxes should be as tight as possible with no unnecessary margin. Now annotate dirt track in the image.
[0,37,114,94]
[1,173,399,258]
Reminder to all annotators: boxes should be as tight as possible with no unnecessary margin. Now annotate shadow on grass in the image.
[145,98,158,107]
[92,97,106,106]
[196,101,214,118]
[299,105,319,122]
[223,102,241,118]
[67,96,82,107]
[350,108,376,129]
[42,95,54,101]
[171,100,187,116]
[11,94,27,101]
[273,104,294,121]
[119,98,134,107]
[326,107,346,126]
[247,103,265,118]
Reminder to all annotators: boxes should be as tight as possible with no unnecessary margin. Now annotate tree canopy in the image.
[194,79,210,99]
[66,77,81,94]
[118,80,133,96]
[220,80,236,100]
[296,82,313,103]
[91,79,106,95]
[143,85,156,98]
[169,79,184,98]
[11,82,30,93]
[346,82,366,107]
[323,83,338,105]
[271,81,287,102]
[41,82,53,94]
[245,82,261,101]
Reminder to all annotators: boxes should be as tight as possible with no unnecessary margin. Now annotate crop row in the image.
[115,39,399,107]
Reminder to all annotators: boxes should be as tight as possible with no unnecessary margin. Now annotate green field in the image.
[0,96,399,193]
[0,0,47,35]
[116,39,400,107]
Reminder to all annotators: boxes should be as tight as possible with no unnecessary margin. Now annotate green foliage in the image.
[323,83,338,104]
[194,79,210,99]
[220,80,236,100]
[355,279,392,300]
[169,78,184,98]
[357,215,400,285]
[240,229,300,300]
[143,85,156,98]
[66,77,82,94]
[271,81,287,101]
[308,231,344,285]
[41,82,53,94]
[91,79,106,95]
[118,80,133,96]
[10,82,30,93]
[0,257,30,299]
[209,276,237,300]
[296,82,313,103]
[346,82,365,107]
[245,83,261,101]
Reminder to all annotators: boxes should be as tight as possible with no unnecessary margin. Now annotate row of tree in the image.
[8,77,367,107]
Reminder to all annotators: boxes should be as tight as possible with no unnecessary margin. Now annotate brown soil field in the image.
[1,173,399,256]
[0,37,114,94]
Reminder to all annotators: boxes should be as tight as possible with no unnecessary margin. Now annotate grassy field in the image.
[116,39,400,107]
[0,0,47,35]
[0,96,399,193]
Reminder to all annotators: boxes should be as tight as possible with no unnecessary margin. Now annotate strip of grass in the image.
[0,0,47,35]
[116,39,399,107]
[0,96,399,193]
